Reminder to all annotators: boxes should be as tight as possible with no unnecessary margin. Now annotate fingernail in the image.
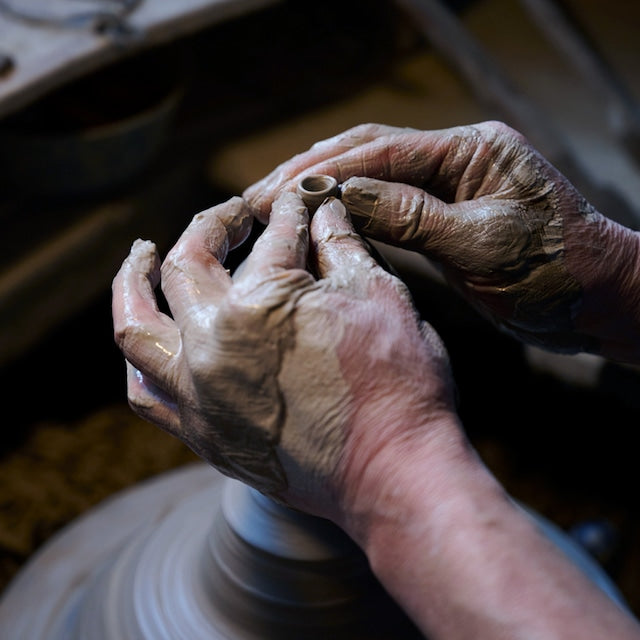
[340,178,378,227]
[323,196,348,219]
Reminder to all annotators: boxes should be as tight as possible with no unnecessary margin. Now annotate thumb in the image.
[340,176,451,253]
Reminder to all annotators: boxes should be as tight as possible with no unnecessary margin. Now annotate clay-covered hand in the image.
[244,121,640,362]
[112,193,457,518]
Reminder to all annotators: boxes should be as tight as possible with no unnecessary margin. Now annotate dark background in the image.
[1,0,639,621]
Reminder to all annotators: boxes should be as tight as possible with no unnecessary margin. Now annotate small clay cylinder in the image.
[296,174,339,213]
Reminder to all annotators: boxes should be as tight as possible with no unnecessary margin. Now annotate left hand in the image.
[111,192,457,520]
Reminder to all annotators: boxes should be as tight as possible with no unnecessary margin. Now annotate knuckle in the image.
[113,322,148,352]
[160,250,184,279]
[346,122,377,136]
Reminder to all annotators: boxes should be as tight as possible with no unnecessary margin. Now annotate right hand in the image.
[112,192,458,520]
[244,121,640,362]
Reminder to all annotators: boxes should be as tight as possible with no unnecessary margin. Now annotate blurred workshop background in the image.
[1,0,639,620]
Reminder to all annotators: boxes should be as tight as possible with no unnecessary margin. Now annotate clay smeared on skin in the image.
[184,270,350,500]
[187,210,388,501]
[159,194,356,501]
[276,302,351,502]
[341,157,588,351]
[186,276,307,495]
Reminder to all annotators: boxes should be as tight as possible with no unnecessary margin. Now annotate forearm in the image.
[340,414,640,639]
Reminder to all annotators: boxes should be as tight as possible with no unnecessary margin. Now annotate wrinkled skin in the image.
[244,121,640,361]
[112,193,456,518]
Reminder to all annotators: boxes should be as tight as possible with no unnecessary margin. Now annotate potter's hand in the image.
[244,121,640,363]
[112,193,456,518]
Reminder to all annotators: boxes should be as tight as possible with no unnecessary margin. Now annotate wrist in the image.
[337,410,480,550]
[337,413,514,635]
[566,210,640,362]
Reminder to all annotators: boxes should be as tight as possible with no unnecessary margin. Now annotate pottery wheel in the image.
[0,463,626,639]
[0,463,422,639]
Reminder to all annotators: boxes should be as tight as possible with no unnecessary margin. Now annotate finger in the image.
[161,196,253,326]
[310,197,384,288]
[340,176,479,256]
[234,191,311,283]
[245,121,526,224]
[112,239,182,393]
[311,197,419,313]
[291,127,453,196]
[243,123,408,222]
[125,360,181,435]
